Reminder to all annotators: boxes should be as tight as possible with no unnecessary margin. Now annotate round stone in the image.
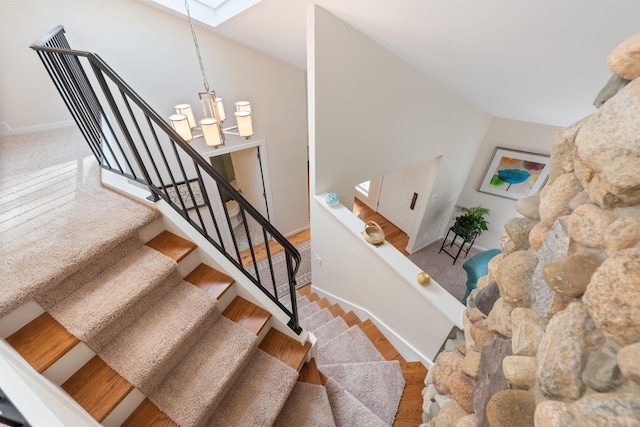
[534,400,569,427]
[583,248,640,346]
[608,32,640,80]
[495,250,538,308]
[560,392,640,426]
[567,203,615,248]
[542,254,602,297]
[618,342,640,384]
[503,355,537,389]
[486,390,536,427]
[449,372,474,413]
[605,216,640,254]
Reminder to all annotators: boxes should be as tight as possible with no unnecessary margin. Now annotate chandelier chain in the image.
[185,0,210,93]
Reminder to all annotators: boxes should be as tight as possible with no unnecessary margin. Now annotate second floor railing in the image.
[30,26,302,333]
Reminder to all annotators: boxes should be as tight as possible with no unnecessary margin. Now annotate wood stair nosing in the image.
[145,230,197,262]
[298,358,323,385]
[6,312,79,373]
[184,263,234,300]
[61,355,134,422]
[315,297,332,310]
[222,296,272,336]
[259,328,311,372]
[341,311,362,328]
[121,398,179,427]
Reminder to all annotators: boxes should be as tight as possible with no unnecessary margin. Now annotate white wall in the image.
[309,5,491,250]
[307,7,491,362]
[454,117,560,249]
[0,0,308,236]
[311,195,464,363]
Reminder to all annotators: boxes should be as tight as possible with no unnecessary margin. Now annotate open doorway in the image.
[209,142,274,251]
[354,156,441,253]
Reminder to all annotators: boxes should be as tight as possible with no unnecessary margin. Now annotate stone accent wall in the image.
[421,33,640,427]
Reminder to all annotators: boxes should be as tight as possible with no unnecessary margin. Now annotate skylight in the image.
[145,0,261,27]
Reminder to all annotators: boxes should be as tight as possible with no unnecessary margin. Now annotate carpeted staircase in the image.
[0,128,424,426]
[2,219,406,426]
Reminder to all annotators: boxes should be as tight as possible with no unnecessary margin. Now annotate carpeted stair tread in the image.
[317,325,385,366]
[281,293,310,311]
[206,349,299,426]
[0,181,159,317]
[273,381,336,427]
[299,300,321,319]
[35,235,143,308]
[312,316,350,344]
[46,246,179,349]
[146,316,259,427]
[319,360,406,425]
[98,281,219,391]
[300,307,335,331]
[324,377,386,427]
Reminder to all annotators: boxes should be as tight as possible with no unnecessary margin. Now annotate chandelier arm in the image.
[185,0,210,93]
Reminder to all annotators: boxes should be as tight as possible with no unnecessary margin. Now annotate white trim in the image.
[0,341,100,427]
[0,120,75,136]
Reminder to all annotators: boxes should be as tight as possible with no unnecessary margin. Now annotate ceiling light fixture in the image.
[169,0,253,148]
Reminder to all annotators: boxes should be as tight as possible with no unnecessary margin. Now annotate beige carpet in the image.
[0,127,160,317]
[0,126,320,426]
[408,239,483,302]
[274,381,336,427]
[297,295,406,426]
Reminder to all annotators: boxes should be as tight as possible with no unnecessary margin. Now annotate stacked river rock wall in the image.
[422,33,640,427]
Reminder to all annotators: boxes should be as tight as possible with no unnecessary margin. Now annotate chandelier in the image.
[169,0,254,147]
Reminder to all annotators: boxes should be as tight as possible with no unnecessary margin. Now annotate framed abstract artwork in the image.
[478,147,550,200]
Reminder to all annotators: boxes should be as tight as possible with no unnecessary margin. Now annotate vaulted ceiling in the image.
[154,0,640,127]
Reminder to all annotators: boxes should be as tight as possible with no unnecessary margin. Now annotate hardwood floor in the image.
[238,228,310,266]
[352,198,410,256]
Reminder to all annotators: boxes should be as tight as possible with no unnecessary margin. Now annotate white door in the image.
[230,147,269,219]
[377,163,429,234]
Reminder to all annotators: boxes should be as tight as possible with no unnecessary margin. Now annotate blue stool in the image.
[462,249,502,305]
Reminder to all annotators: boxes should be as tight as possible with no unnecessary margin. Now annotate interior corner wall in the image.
[310,6,491,247]
[454,117,561,249]
[1,0,308,236]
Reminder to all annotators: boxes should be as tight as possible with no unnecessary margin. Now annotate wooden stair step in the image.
[6,312,79,373]
[328,303,346,318]
[259,328,311,371]
[145,230,196,262]
[62,355,133,422]
[341,311,362,328]
[122,398,178,427]
[298,358,323,385]
[222,296,271,335]
[297,285,312,298]
[315,297,332,310]
[361,319,406,362]
[394,361,429,427]
[185,263,234,300]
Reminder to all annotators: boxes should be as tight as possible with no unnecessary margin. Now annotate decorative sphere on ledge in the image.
[417,272,431,286]
[325,192,340,207]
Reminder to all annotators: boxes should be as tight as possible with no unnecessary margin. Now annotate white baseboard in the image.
[0,121,75,136]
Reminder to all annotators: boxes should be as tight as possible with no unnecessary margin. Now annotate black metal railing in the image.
[30,26,301,333]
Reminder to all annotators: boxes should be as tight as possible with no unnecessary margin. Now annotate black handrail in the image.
[30,26,302,333]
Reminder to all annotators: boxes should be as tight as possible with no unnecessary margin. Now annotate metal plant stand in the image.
[439,227,478,264]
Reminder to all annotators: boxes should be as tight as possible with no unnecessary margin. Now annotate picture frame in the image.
[478,147,550,200]
[163,179,206,210]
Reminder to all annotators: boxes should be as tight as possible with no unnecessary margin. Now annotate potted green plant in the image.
[452,205,490,242]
